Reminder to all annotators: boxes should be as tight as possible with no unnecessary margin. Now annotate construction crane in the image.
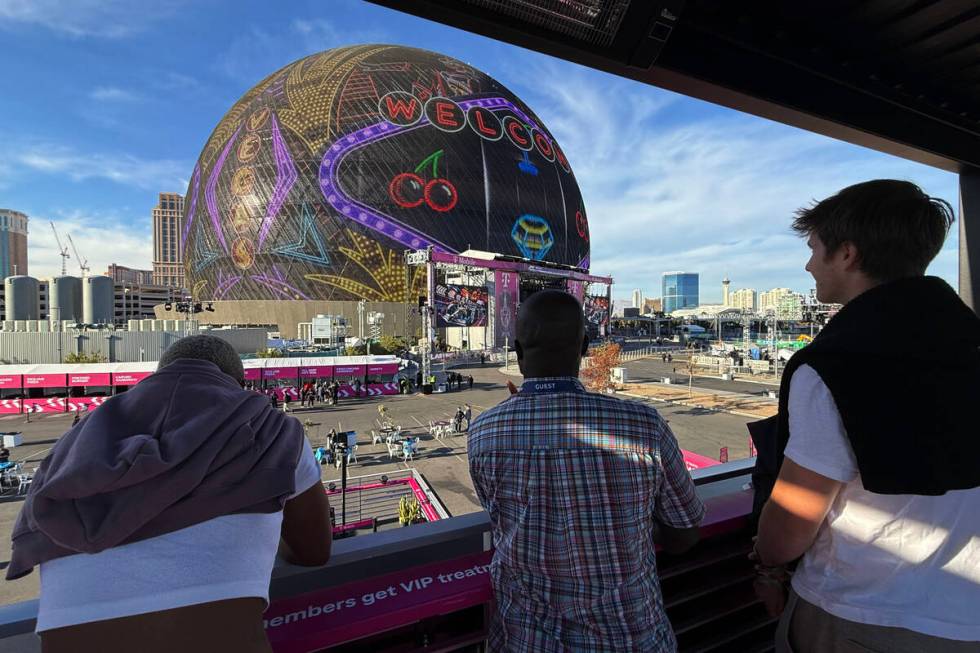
[66,233,90,277]
[49,222,70,276]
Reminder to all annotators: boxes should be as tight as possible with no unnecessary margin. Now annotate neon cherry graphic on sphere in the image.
[389,172,425,208]
[424,178,458,212]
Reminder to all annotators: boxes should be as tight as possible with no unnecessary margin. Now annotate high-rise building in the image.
[0,209,29,278]
[643,298,662,314]
[759,287,792,312]
[730,288,757,311]
[106,264,154,285]
[631,288,643,309]
[662,272,699,314]
[152,193,185,289]
[722,277,731,306]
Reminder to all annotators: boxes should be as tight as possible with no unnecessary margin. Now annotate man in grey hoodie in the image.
[12,335,332,653]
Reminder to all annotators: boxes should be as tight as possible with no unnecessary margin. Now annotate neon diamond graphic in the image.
[270,203,331,266]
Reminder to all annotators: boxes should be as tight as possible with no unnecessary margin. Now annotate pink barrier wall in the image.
[272,387,300,401]
[22,398,65,413]
[682,449,722,471]
[66,397,108,412]
[367,382,399,396]
[0,399,21,414]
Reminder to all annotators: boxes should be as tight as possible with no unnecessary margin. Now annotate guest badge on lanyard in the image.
[520,379,581,395]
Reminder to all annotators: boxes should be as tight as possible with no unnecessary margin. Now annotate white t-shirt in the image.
[786,365,980,641]
[36,437,323,633]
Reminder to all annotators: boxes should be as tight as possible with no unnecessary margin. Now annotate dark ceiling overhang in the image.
[367,0,980,174]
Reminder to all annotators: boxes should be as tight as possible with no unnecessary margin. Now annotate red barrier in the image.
[0,399,21,414]
[66,396,108,412]
[22,398,64,413]
[366,383,399,396]
[682,450,722,471]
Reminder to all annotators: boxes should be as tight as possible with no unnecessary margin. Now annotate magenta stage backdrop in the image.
[493,270,518,348]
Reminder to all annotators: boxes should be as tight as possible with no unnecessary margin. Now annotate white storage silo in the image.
[4,276,39,321]
[49,275,82,324]
[82,276,114,325]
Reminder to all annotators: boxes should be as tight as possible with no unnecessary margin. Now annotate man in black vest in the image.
[753,180,979,652]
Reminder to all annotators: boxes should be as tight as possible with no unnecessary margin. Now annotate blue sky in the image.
[0,0,960,303]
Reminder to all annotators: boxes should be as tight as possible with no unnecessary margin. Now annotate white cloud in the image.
[506,59,960,301]
[89,86,142,102]
[13,142,189,191]
[0,0,183,38]
[28,209,153,280]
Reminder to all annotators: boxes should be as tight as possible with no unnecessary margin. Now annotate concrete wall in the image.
[0,328,267,364]
[154,300,420,340]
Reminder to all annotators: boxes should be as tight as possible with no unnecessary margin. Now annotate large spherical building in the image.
[178,44,591,336]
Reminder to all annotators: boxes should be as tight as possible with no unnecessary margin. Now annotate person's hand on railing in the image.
[749,536,791,617]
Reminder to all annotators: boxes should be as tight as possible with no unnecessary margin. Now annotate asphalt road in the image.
[0,361,753,607]
[623,356,780,396]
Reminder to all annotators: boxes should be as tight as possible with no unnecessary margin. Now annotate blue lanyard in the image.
[520,379,582,395]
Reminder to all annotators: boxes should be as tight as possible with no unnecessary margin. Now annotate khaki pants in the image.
[775,589,978,653]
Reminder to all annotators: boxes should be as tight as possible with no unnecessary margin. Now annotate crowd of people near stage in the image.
[7,180,978,652]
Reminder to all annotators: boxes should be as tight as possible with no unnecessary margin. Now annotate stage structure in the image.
[406,248,612,381]
[179,44,595,336]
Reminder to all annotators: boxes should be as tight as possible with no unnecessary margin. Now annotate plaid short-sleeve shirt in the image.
[468,377,705,653]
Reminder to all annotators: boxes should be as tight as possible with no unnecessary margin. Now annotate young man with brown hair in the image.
[754,180,980,652]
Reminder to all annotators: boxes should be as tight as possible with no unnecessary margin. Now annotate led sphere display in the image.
[183,45,590,302]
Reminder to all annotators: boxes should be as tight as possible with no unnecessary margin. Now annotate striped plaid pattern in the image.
[469,377,705,653]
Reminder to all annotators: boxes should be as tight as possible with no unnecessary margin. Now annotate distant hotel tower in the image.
[0,209,29,278]
[152,193,185,289]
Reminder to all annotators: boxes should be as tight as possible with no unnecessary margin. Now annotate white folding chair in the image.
[17,474,32,495]
[347,444,358,465]
[387,440,400,460]
[371,430,382,445]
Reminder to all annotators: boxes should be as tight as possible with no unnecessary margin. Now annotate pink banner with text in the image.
[493,270,518,349]
[299,366,333,378]
[23,374,66,389]
[0,375,20,389]
[112,372,152,386]
[264,551,493,653]
[68,373,111,387]
[333,365,366,377]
